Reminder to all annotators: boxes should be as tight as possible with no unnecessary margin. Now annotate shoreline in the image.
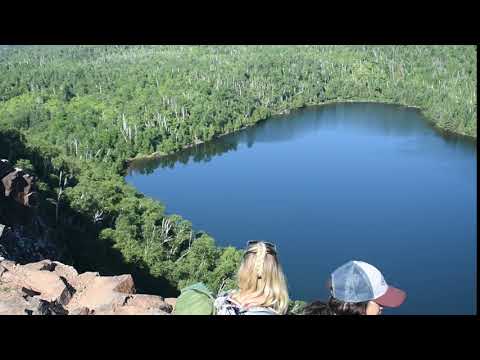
[126,99,476,169]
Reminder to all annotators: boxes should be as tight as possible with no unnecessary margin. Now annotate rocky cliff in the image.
[0,159,176,315]
[0,258,176,315]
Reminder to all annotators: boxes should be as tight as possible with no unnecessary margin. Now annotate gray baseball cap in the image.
[330,260,406,307]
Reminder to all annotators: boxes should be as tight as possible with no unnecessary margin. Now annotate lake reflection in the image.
[127,103,477,315]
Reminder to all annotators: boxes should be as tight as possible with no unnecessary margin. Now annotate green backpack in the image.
[173,282,216,315]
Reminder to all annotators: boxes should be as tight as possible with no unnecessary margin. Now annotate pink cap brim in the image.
[375,286,406,308]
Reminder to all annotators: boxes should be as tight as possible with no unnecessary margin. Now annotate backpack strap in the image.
[214,293,279,315]
[214,292,243,315]
[239,306,279,315]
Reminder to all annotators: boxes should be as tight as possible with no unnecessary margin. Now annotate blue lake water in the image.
[126,103,477,315]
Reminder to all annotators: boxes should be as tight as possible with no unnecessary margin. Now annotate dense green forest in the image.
[0,46,476,304]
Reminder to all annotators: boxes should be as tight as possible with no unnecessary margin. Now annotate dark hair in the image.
[302,297,369,315]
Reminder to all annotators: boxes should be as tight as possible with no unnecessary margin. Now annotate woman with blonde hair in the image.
[214,240,289,315]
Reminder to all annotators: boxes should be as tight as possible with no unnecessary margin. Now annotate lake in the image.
[126,103,477,315]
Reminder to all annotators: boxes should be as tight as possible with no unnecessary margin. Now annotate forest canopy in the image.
[0,45,476,301]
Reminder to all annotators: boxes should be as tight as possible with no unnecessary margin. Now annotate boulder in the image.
[67,274,135,311]
[68,307,93,315]
[20,260,78,283]
[1,258,174,316]
[125,294,172,312]
[52,261,78,284]
[22,259,56,272]
[0,285,30,315]
[70,271,100,292]
[108,274,135,294]
[21,269,74,306]
[0,284,66,315]
[0,263,74,306]
[94,304,170,315]
[0,260,16,273]
[112,306,170,315]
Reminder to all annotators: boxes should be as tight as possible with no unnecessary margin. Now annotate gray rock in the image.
[0,284,67,315]
[69,307,93,315]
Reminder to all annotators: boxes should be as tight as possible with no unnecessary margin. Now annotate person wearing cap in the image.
[302,260,406,315]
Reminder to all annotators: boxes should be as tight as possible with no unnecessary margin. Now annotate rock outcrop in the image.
[0,259,173,315]
[0,222,58,264]
[1,160,175,315]
[1,159,57,264]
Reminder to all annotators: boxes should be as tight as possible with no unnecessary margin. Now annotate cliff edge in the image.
[0,258,175,315]
[0,159,176,315]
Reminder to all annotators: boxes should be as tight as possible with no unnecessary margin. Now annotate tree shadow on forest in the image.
[0,129,180,298]
[55,205,180,297]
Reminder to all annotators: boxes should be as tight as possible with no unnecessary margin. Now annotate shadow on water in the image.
[128,102,477,174]
[434,129,477,153]
[124,102,477,313]
[128,138,241,175]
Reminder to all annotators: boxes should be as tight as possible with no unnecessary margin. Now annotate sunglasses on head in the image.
[246,240,277,253]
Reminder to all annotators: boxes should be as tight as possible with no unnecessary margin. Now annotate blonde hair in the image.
[231,242,289,314]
